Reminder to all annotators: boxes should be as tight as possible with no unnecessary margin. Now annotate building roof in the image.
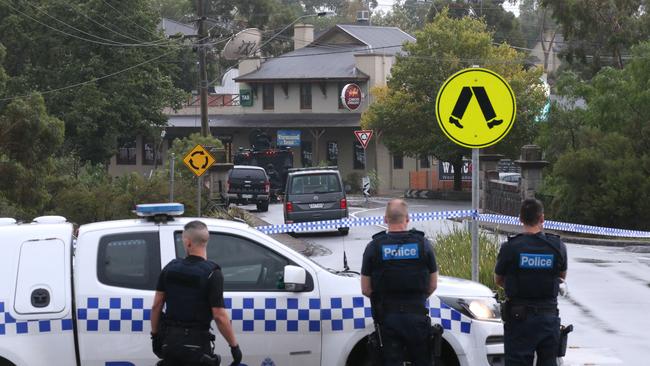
[235,24,413,82]
[167,113,361,129]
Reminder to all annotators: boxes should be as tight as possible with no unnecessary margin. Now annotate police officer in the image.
[495,198,568,366]
[151,220,243,366]
[361,199,438,366]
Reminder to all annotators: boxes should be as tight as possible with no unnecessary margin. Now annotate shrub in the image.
[431,226,502,296]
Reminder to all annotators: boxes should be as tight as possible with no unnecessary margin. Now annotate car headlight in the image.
[439,296,501,322]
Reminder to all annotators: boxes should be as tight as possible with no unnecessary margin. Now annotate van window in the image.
[97,232,161,290]
[174,232,295,291]
[290,173,341,194]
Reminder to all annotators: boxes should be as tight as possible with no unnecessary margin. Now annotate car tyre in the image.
[257,201,269,212]
[338,227,349,236]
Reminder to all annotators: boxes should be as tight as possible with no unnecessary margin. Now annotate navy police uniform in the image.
[156,255,224,366]
[361,229,437,366]
[495,232,568,366]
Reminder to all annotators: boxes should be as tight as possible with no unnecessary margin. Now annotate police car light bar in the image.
[135,203,185,217]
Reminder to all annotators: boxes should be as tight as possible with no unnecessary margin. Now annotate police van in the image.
[0,204,504,366]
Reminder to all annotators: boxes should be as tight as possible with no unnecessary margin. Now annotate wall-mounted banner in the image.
[341,83,362,111]
[439,160,472,181]
[277,130,301,147]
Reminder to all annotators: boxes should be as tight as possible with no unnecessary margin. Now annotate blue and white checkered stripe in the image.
[0,300,73,336]
[257,210,476,234]
[76,297,151,333]
[478,213,650,238]
[72,296,471,335]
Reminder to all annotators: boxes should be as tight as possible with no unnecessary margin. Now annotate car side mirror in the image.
[284,265,307,292]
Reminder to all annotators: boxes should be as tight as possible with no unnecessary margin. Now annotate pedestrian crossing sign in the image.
[435,68,516,148]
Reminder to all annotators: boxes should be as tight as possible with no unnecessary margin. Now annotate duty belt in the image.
[383,302,428,315]
[163,319,210,330]
[508,301,558,315]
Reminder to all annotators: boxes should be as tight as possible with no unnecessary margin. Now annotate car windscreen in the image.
[290,173,341,194]
[231,168,266,179]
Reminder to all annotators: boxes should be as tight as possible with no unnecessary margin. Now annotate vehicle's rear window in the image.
[230,168,266,179]
[290,173,341,194]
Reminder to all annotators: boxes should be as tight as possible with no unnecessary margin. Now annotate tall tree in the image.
[0,0,186,164]
[540,0,650,77]
[361,10,545,190]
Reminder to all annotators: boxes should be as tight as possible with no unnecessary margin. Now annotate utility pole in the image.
[197,0,209,137]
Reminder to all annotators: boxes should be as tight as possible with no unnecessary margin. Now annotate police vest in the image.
[370,230,430,304]
[162,258,220,327]
[505,233,564,301]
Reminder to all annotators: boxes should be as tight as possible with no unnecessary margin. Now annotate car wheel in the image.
[338,227,349,236]
[257,201,269,212]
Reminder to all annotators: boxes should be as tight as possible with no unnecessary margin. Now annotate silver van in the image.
[283,167,349,235]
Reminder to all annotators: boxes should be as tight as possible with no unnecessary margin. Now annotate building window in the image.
[301,140,313,167]
[300,83,312,109]
[142,138,162,165]
[393,154,404,170]
[97,232,161,290]
[327,141,338,166]
[263,83,274,110]
[116,137,137,165]
[420,154,430,169]
[353,140,365,170]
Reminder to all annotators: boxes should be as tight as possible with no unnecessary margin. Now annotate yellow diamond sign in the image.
[436,68,516,148]
[183,144,216,177]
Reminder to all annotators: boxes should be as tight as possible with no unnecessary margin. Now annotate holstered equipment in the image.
[558,324,574,357]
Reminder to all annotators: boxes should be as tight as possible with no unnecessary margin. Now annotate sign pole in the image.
[471,148,480,282]
[197,176,202,217]
[170,153,175,202]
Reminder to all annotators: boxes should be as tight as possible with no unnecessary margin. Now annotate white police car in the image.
[0,204,504,366]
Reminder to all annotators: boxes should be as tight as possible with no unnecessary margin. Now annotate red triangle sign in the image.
[354,130,373,149]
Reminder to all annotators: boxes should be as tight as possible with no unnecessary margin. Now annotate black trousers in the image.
[381,312,432,366]
[160,326,220,366]
[504,313,560,366]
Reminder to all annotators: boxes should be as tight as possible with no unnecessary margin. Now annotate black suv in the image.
[225,165,270,212]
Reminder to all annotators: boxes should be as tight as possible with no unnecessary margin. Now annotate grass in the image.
[431,226,503,296]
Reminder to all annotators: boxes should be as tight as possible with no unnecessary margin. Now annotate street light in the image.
[251,11,335,55]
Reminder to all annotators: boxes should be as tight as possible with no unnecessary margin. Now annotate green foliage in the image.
[537,41,650,230]
[344,172,362,193]
[362,10,545,190]
[433,226,502,294]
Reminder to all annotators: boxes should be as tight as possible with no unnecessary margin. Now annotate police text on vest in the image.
[382,243,420,260]
[519,253,554,269]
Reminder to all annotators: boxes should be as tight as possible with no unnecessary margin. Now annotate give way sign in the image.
[354,130,373,149]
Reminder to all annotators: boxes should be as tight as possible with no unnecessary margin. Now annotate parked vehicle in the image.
[0,203,505,366]
[283,167,350,235]
[225,165,270,212]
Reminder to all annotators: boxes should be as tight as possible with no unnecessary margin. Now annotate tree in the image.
[540,0,650,77]
[372,0,432,33]
[0,0,186,164]
[537,41,650,229]
[518,0,559,73]
[362,10,545,190]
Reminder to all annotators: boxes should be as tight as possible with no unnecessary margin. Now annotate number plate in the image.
[242,194,253,199]
[309,203,324,209]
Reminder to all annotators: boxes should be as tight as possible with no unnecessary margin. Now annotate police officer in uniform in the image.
[361,199,438,366]
[495,198,568,366]
[151,220,243,365]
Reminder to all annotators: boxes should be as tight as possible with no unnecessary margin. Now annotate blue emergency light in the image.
[135,203,185,217]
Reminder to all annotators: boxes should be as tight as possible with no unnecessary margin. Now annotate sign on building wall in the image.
[340,83,362,111]
[240,89,253,107]
[277,130,301,147]
[438,160,472,181]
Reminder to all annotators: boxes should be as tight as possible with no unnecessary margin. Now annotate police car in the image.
[0,204,504,366]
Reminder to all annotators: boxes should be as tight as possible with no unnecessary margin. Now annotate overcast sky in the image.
[375,1,520,17]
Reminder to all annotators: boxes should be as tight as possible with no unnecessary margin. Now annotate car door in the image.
[160,224,322,366]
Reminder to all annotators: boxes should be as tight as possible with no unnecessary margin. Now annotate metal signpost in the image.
[435,68,517,281]
[354,129,374,203]
[183,144,216,217]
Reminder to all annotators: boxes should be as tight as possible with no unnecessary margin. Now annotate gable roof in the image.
[235,25,413,82]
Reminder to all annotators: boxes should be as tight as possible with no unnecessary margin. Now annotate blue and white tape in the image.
[257,210,650,239]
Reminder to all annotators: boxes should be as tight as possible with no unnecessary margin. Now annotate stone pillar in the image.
[479,151,504,210]
[515,145,549,200]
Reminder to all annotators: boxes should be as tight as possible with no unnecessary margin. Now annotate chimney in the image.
[293,23,314,50]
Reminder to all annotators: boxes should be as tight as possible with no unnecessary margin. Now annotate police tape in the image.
[256,210,650,239]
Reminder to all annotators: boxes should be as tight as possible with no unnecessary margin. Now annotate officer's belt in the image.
[163,319,210,331]
[507,300,558,315]
[382,302,428,315]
